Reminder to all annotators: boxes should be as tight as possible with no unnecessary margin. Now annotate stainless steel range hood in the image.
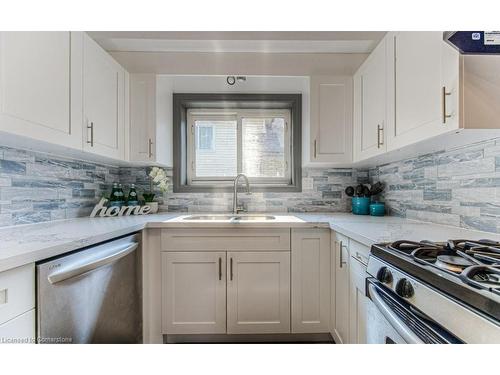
[444,32,500,130]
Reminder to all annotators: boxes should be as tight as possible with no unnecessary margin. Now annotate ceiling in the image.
[87,31,386,54]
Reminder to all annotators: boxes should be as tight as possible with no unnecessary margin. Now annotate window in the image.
[173,93,301,192]
[187,109,291,185]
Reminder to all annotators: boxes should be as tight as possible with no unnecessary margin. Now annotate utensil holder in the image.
[352,197,370,215]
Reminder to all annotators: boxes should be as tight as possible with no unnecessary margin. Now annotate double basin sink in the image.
[183,214,276,222]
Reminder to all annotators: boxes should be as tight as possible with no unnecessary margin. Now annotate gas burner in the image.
[461,266,500,294]
[435,255,474,273]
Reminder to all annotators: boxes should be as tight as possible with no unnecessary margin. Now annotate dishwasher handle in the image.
[47,242,139,284]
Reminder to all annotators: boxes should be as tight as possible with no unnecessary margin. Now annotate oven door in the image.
[366,278,461,344]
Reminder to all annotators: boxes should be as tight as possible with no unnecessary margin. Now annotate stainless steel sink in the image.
[233,215,276,221]
[183,214,276,221]
[183,215,236,221]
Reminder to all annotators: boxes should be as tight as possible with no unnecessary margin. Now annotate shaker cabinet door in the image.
[226,251,290,334]
[82,33,126,159]
[349,256,368,344]
[291,228,331,333]
[162,251,227,334]
[0,31,83,149]
[353,37,387,161]
[387,31,459,150]
[332,232,349,344]
[309,76,353,165]
[129,73,156,162]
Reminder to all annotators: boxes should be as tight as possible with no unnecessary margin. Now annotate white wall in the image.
[156,75,310,167]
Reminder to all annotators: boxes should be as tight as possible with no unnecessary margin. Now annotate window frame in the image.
[173,93,302,193]
[186,108,292,186]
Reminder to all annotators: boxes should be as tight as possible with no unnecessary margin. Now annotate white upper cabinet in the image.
[353,38,387,161]
[129,74,156,163]
[386,31,459,150]
[309,76,353,165]
[0,32,83,149]
[82,33,127,160]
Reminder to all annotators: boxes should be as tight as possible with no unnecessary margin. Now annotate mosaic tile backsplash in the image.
[0,145,361,227]
[156,168,364,214]
[368,138,500,234]
[0,146,123,227]
[2,136,500,234]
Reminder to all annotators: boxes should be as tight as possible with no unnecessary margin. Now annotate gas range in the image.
[366,239,500,344]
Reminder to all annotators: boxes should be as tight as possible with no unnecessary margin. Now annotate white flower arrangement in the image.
[149,167,170,193]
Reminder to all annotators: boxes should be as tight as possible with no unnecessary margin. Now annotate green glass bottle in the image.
[109,182,120,207]
[126,184,139,206]
[117,184,126,207]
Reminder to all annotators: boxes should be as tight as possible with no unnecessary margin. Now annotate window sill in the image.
[173,183,302,193]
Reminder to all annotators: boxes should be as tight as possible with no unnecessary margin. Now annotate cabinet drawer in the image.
[161,228,291,251]
[0,264,35,325]
[0,309,35,344]
[350,240,370,266]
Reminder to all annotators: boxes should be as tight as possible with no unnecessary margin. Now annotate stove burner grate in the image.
[387,238,500,292]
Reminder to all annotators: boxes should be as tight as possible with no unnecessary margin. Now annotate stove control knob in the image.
[376,267,393,284]
[396,278,414,299]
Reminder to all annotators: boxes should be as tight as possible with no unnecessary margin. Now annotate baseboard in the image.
[163,332,334,344]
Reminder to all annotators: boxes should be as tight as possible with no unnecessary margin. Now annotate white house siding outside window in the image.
[186,108,292,187]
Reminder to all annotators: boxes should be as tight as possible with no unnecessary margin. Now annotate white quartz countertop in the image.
[1,212,500,273]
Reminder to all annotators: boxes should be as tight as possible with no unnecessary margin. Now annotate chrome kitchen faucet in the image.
[232,174,251,214]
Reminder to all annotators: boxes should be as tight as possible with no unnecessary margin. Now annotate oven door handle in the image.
[368,283,424,344]
[47,242,139,284]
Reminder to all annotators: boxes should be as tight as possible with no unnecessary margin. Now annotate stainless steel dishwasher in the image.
[36,233,142,344]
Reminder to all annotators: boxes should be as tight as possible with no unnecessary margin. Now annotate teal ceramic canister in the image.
[370,202,385,216]
[352,197,371,215]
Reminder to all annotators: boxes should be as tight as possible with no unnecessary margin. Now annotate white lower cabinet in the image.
[0,263,35,344]
[291,228,330,333]
[161,247,290,335]
[349,256,369,344]
[331,232,350,344]
[160,228,336,338]
[162,252,226,334]
[0,309,35,344]
[227,251,290,334]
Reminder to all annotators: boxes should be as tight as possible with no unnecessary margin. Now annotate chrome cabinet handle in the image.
[0,288,7,305]
[339,241,347,268]
[148,138,153,158]
[377,124,384,148]
[218,257,222,281]
[313,139,317,159]
[230,257,233,281]
[87,122,94,147]
[442,86,452,124]
[353,252,368,266]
